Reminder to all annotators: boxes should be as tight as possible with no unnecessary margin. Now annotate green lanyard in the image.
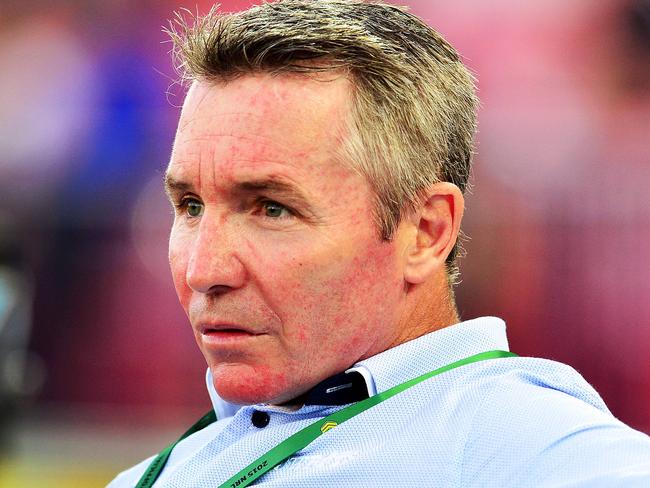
[136,349,516,488]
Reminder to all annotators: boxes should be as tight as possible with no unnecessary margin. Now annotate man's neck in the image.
[387,277,459,350]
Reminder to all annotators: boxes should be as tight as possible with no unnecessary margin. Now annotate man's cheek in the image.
[168,240,191,309]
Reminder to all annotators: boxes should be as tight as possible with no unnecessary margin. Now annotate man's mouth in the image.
[200,323,258,334]
[198,323,266,345]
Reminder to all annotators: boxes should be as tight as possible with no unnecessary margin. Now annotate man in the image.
[110,1,650,486]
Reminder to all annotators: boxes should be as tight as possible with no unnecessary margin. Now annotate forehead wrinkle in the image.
[178,109,287,139]
[177,83,212,133]
[173,132,312,177]
[210,139,216,198]
[176,132,287,148]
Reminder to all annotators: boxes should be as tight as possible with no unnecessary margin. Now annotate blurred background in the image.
[0,0,648,486]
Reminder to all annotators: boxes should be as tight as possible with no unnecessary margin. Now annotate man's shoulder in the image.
[107,454,156,488]
[455,355,622,451]
[466,355,609,411]
[403,353,611,426]
[454,355,650,486]
[461,355,614,436]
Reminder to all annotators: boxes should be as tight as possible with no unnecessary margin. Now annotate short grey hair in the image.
[167,0,478,285]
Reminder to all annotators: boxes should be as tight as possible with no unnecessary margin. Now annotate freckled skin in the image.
[168,74,414,405]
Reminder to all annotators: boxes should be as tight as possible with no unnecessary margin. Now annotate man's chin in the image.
[210,363,294,405]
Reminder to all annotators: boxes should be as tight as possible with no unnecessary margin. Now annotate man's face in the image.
[166,74,410,405]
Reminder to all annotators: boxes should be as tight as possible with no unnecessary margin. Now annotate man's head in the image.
[164,0,477,405]
[168,0,477,284]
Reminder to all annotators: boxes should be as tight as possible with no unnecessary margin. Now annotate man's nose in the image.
[185,215,246,294]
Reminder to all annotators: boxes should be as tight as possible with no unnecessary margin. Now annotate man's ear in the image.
[403,182,464,285]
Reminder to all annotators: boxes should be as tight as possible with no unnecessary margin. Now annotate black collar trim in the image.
[302,370,371,406]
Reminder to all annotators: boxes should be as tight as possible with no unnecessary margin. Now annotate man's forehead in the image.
[169,74,357,186]
[176,75,353,138]
[168,136,309,182]
[170,112,309,180]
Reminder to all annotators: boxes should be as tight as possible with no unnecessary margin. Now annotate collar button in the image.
[251,410,270,428]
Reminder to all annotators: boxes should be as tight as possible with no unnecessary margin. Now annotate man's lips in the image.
[199,323,258,334]
[197,323,268,346]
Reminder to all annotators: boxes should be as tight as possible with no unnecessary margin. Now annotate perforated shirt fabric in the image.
[108,317,650,487]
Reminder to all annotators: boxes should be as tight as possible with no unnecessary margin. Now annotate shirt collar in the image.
[206,316,508,417]
[354,316,508,394]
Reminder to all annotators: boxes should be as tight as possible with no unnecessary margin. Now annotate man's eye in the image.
[180,199,203,217]
[262,201,291,219]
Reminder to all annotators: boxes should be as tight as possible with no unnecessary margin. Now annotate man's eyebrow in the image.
[163,174,193,196]
[164,174,311,206]
[236,179,303,196]
[234,178,314,206]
